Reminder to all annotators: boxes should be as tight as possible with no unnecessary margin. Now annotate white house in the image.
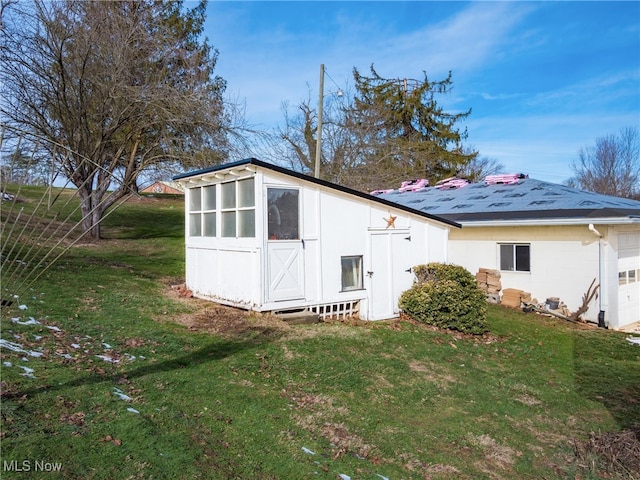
[173,159,458,321]
[376,175,640,330]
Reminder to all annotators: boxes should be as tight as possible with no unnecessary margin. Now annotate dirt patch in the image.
[409,360,458,390]
[162,283,376,342]
[177,303,291,338]
[470,434,521,470]
[161,282,293,338]
[281,386,372,460]
[321,422,375,459]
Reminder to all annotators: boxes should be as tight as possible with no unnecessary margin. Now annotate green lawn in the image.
[1,193,639,479]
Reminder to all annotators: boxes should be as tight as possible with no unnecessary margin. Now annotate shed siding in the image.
[180,163,453,321]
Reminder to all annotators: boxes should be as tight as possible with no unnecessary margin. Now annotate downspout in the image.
[588,224,607,328]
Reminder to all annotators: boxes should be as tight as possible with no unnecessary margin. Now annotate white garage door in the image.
[618,232,640,328]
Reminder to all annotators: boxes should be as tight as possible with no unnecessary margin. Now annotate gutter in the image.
[452,217,640,228]
[588,224,608,328]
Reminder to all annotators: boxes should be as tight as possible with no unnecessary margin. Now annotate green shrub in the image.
[399,263,487,334]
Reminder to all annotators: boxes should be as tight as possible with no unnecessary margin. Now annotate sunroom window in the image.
[221,177,255,238]
[189,185,216,237]
[188,177,255,238]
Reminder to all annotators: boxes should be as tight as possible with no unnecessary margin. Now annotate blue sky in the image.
[204,1,639,184]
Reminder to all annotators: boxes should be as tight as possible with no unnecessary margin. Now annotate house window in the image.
[499,244,530,272]
[619,271,627,285]
[341,256,363,291]
[188,178,254,238]
[221,178,255,238]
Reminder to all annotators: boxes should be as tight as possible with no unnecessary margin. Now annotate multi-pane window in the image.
[188,178,255,238]
[221,178,255,237]
[203,185,216,236]
[341,255,363,291]
[619,269,639,285]
[499,244,530,272]
[189,185,216,237]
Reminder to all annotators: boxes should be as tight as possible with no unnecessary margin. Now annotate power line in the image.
[322,67,343,94]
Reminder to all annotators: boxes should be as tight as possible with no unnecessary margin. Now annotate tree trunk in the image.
[77,182,123,241]
[78,189,101,241]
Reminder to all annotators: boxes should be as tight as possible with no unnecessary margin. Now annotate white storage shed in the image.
[173,159,458,320]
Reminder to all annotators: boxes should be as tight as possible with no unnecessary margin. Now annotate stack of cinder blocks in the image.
[501,288,532,309]
[476,268,502,304]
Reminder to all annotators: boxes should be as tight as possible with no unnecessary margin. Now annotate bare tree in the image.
[1,0,229,239]
[272,85,358,185]
[273,66,476,193]
[456,152,505,182]
[569,127,640,198]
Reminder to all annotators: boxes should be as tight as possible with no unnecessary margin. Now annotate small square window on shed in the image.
[499,244,530,272]
[341,256,363,291]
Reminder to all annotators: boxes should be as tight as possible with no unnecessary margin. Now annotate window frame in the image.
[341,255,364,292]
[267,187,300,241]
[188,177,255,238]
[499,243,531,272]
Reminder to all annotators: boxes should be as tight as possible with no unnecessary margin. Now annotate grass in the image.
[1,190,639,479]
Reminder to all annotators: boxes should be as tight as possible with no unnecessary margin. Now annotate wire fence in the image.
[0,124,137,305]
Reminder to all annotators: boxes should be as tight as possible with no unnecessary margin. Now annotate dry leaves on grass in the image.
[574,426,640,478]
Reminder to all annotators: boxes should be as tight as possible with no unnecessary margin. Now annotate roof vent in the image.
[485,173,528,185]
[434,177,470,190]
[399,178,429,193]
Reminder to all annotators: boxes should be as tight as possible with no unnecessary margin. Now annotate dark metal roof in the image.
[374,177,640,223]
[173,158,461,228]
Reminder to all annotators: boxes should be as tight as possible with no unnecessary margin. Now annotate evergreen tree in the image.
[344,66,476,191]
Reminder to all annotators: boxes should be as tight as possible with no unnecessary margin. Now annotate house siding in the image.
[448,223,640,329]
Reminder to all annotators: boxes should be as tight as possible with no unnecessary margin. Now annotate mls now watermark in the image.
[3,460,63,472]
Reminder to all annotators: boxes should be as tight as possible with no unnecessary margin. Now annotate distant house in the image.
[140,181,184,195]
[375,174,640,330]
[173,158,458,320]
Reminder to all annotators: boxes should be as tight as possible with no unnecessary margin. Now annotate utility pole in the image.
[314,64,324,179]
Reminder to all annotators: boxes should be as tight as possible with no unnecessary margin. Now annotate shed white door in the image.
[368,231,414,320]
[618,232,640,327]
[266,187,304,301]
